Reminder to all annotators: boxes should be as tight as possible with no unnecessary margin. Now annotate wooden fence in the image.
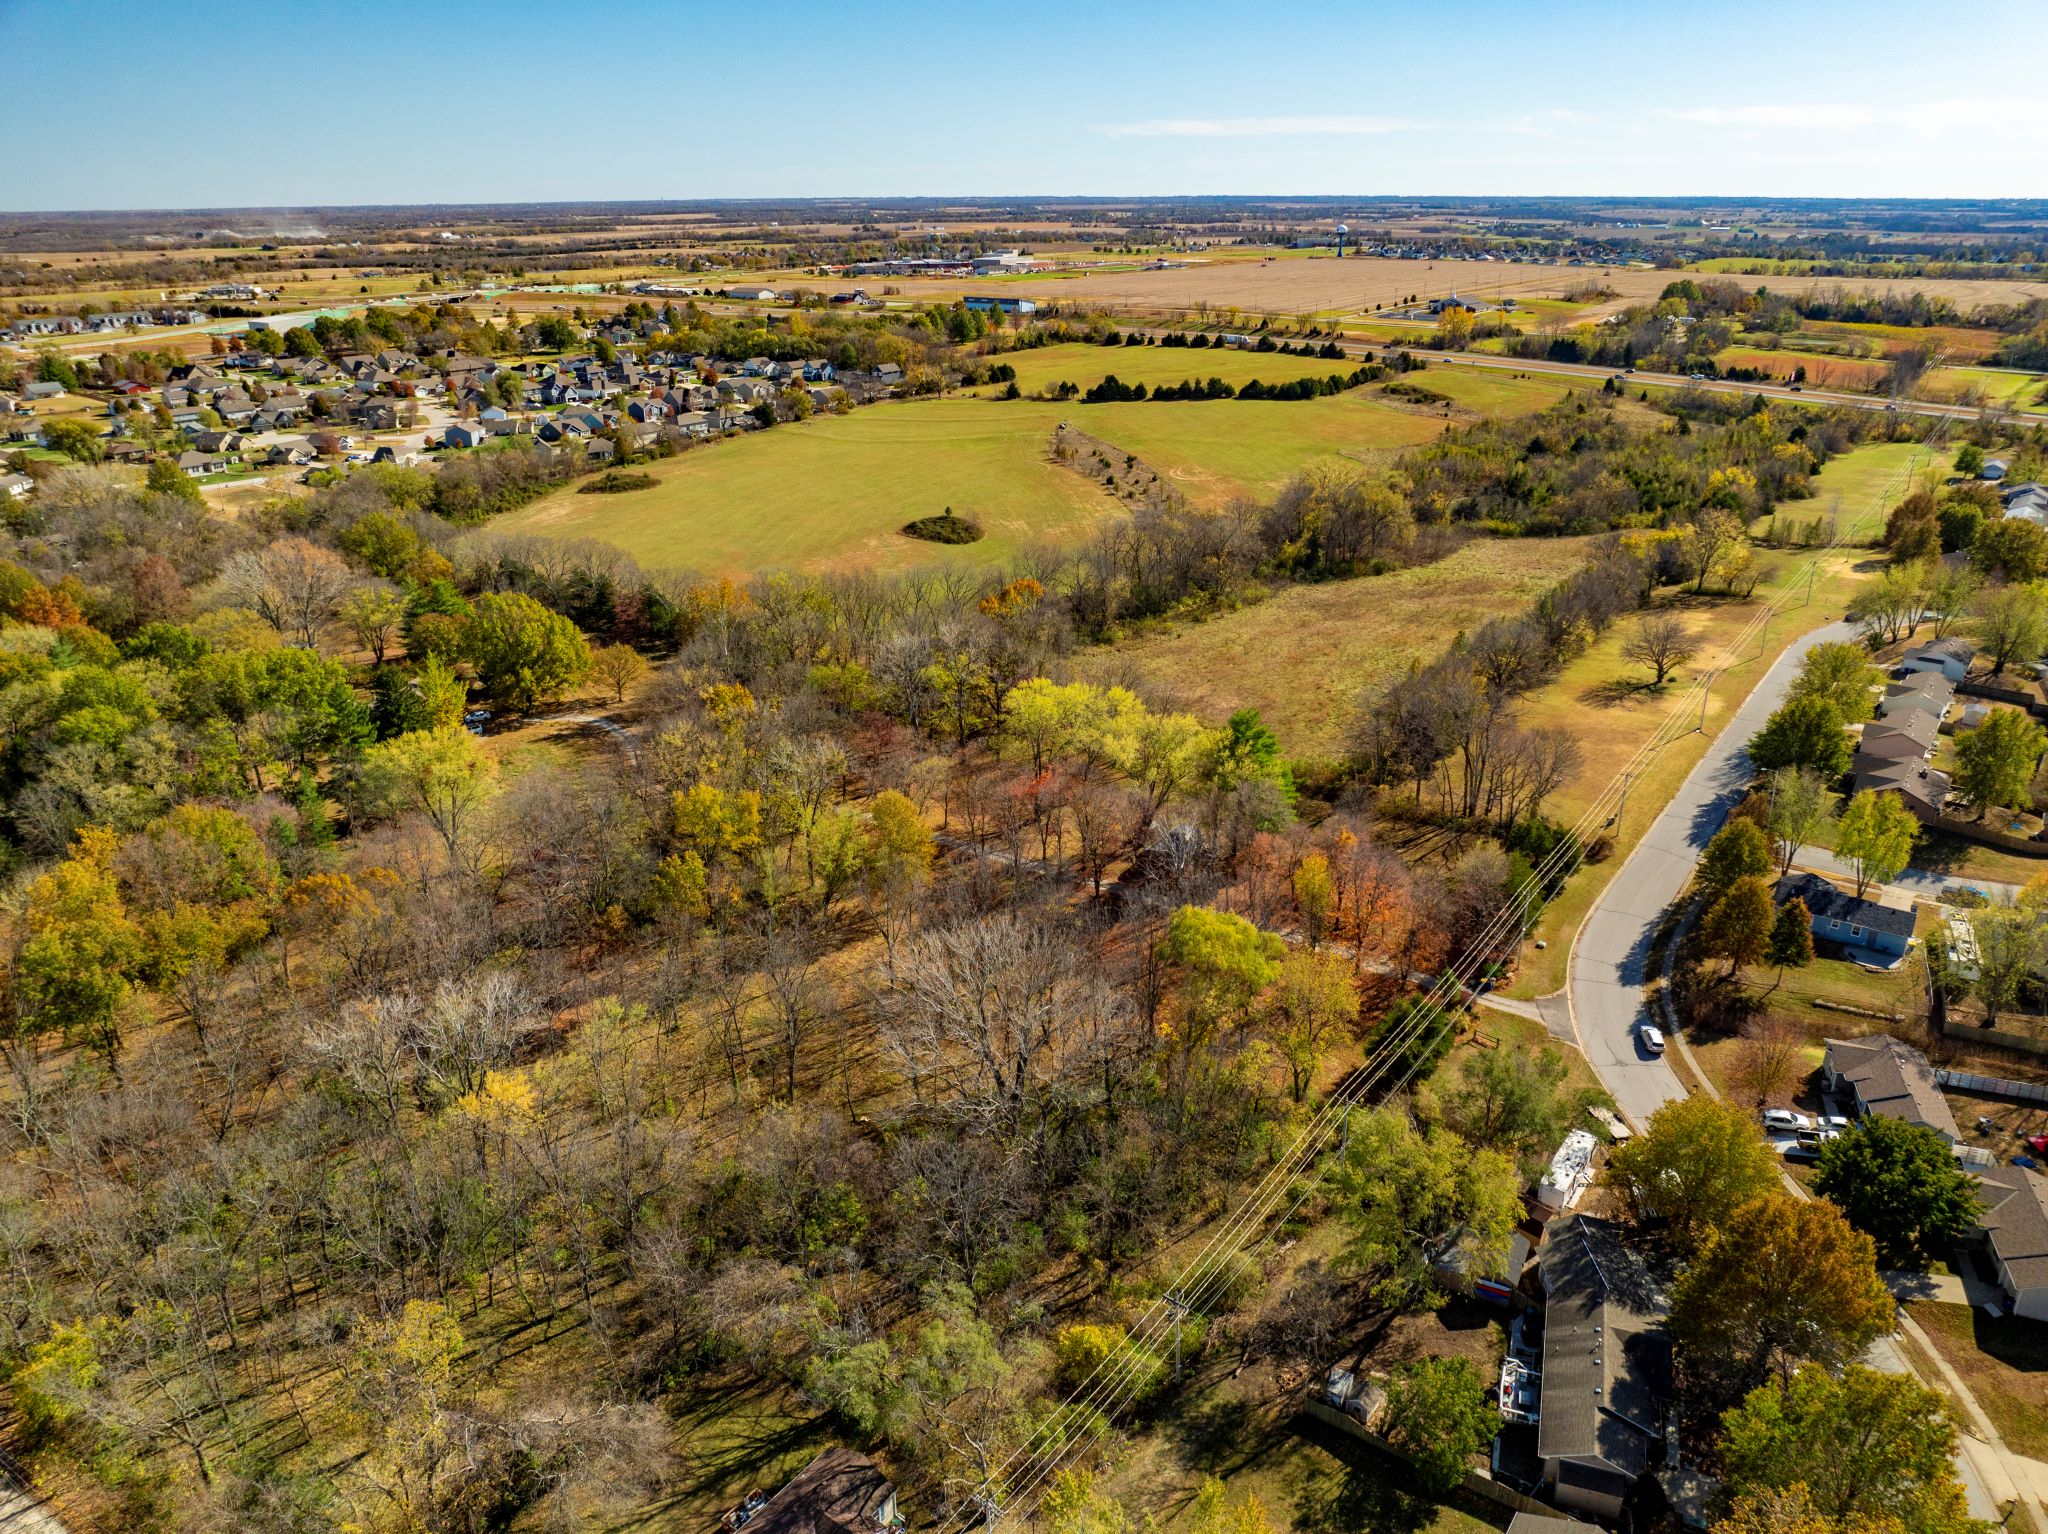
[1298,1398,1561,1518]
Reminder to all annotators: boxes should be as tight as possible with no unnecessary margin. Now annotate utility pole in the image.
[1698,672,1714,732]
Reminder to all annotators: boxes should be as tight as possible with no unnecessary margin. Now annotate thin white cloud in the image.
[1095,114,1420,138]
[1669,100,2048,138]
[1668,104,1877,130]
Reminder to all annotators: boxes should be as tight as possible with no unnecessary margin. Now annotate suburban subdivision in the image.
[9,5,2048,1534]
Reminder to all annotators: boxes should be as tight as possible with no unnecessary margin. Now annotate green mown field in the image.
[495,399,1114,577]
[497,377,1555,570]
[984,339,1354,397]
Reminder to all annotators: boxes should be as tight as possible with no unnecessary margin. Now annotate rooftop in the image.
[1976,1164,2048,1294]
[1537,1215,1669,1480]
[1823,1033,1960,1141]
[1777,873,1917,941]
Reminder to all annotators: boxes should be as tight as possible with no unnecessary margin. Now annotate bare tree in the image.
[215,536,357,648]
[1621,612,1699,688]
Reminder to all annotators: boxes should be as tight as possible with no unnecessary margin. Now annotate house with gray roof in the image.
[1901,637,1975,683]
[1881,669,1954,724]
[1821,1034,1958,1142]
[1857,709,1940,762]
[1537,1215,1670,1521]
[1852,758,1951,819]
[1970,1164,2048,1321]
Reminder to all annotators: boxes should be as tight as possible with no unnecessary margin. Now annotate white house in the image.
[1900,637,1974,684]
[1971,1164,2048,1321]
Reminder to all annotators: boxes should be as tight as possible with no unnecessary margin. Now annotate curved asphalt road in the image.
[1568,619,1861,1127]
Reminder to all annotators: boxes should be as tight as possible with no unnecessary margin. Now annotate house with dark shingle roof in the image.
[1852,758,1951,819]
[1821,1034,1958,1142]
[1970,1164,2048,1321]
[1537,1215,1670,1522]
[1778,873,1916,961]
[1857,709,1940,762]
[1881,670,1954,724]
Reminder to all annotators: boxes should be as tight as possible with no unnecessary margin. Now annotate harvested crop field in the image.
[867,255,2048,323]
[1074,536,1599,762]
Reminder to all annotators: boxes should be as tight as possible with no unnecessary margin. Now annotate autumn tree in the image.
[1788,641,1881,723]
[1748,697,1851,776]
[1764,765,1835,876]
[1383,1356,1497,1494]
[1974,579,2048,671]
[1698,818,1773,906]
[1621,611,1698,687]
[1339,1109,1521,1311]
[1720,1365,1976,1534]
[590,642,649,703]
[357,725,500,870]
[1953,707,2047,820]
[1703,874,1775,976]
[1813,1116,1981,1268]
[1605,1094,1780,1252]
[216,536,357,648]
[1764,899,1814,986]
[1668,1193,1894,1389]
[463,590,593,714]
[1266,948,1356,1102]
[1833,790,1917,897]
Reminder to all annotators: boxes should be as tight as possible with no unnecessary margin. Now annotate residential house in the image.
[744,1449,900,1534]
[177,449,228,478]
[0,473,33,499]
[1880,670,1955,724]
[191,430,242,455]
[873,363,903,385]
[23,380,66,402]
[585,438,618,463]
[1777,873,1916,963]
[1852,757,1951,819]
[1820,1034,1960,1142]
[263,439,317,467]
[2004,482,2048,526]
[358,403,400,431]
[442,422,488,449]
[1968,1164,2048,1320]
[1856,709,1940,763]
[1982,459,2010,482]
[672,410,711,438]
[1901,637,1975,683]
[1537,1215,1671,1521]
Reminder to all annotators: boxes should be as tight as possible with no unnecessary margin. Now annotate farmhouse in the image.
[1775,873,1915,963]
[1820,1034,1959,1143]
[1536,1214,1671,1521]
[1968,1164,2048,1321]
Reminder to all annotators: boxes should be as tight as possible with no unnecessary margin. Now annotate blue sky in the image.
[6,0,2046,210]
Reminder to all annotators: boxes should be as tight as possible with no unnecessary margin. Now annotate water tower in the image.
[1336,223,1348,258]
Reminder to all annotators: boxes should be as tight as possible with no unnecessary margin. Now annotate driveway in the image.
[1568,620,1862,1127]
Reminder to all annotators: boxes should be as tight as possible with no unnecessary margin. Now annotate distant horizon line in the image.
[6,192,2048,219]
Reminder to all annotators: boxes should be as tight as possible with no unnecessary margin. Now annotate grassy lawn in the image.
[1926,366,2048,410]
[1074,537,1598,763]
[1071,392,1446,507]
[495,398,1115,577]
[1390,369,1582,415]
[1908,1302,2048,1462]
[1505,439,1935,998]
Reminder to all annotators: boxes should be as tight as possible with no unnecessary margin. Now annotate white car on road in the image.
[1636,1023,1665,1055]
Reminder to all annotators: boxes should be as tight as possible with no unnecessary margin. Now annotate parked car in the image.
[1637,1023,1665,1055]
[1824,1115,1852,1132]
[1763,1108,1814,1133]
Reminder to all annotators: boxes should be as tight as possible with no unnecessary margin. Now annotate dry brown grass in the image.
[1074,536,1598,762]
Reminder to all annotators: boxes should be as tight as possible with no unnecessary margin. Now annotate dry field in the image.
[835,255,2048,322]
[1073,535,1600,761]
